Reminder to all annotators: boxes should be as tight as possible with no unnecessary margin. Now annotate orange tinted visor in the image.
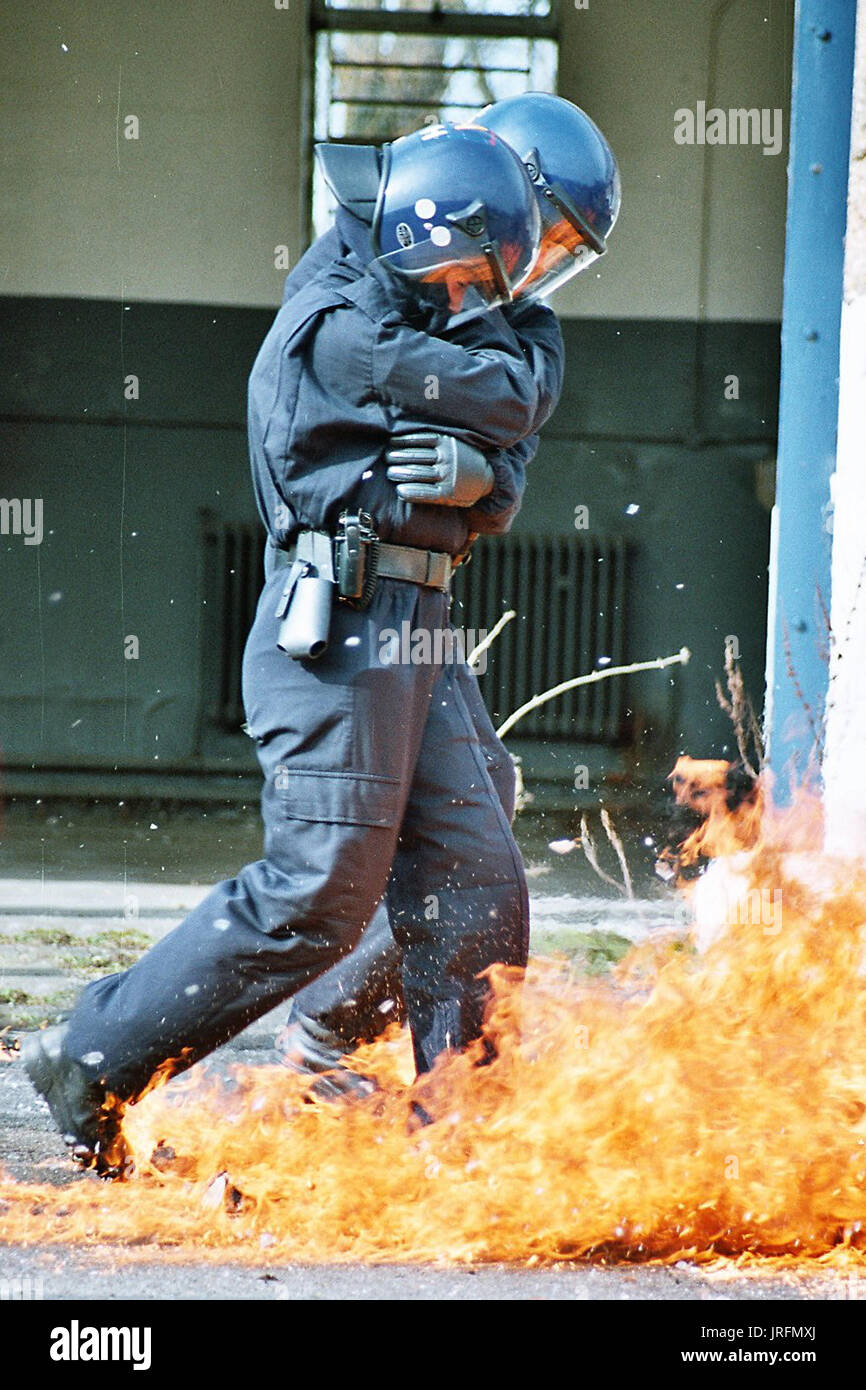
[515,216,600,298]
[377,233,524,323]
[420,253,499,294]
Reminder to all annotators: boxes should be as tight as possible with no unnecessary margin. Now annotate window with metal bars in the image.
[310,0,560,236]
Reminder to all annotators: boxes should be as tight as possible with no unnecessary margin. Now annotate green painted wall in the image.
[0,0,788,794]
[0,298,776,787]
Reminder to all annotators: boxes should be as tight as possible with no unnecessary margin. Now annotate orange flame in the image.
[2,769,866,1269]
[667,755,763,867]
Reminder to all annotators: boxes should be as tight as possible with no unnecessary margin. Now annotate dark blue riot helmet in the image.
[478,93,621,300]
[316,123,541,322]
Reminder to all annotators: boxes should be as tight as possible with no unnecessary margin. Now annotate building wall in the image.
[0,0,790,793]
[557,0,791,321]
[825,0,866,854]
[0,0,308,306]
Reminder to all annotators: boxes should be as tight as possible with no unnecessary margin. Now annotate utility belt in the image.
[272,511,456,660]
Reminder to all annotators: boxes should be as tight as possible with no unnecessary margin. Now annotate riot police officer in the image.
[23,123,551,1173]
[276,94,621,1093]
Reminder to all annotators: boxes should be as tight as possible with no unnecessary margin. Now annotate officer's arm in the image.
[383,305,563,527]
[442,302,563,528]
[372,313,540,449]
[498,299,565,434]
[462,433,538,536]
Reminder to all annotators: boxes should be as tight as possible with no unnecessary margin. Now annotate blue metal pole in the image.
[765,0,857,797]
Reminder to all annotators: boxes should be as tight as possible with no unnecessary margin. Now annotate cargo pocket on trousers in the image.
[275,770,403,827]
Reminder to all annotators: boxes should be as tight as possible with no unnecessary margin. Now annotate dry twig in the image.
[601,808,634,900]
[496,648,691,739]
[714,639,763,779]
[579,814,626,895]
[466,610,515,669]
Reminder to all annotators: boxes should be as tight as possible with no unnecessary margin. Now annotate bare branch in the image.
[580,814,625,895]
[467,609,515,669]
[496,648,691,739]
[601,808,634,900]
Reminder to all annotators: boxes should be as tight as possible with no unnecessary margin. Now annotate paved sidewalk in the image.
[0,876,681,1033]
[0,872,678,1028]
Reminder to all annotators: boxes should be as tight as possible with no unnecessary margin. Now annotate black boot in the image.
[21,1024,131,1178]
[275,1010,377,1102]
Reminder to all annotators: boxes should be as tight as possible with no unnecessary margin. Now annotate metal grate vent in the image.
[200,517,630,743]
[199,515,266,733]
[450,534,631,741]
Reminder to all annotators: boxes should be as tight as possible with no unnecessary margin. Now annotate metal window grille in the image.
[310,0,559,236]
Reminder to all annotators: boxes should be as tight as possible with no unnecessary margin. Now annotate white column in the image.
[824,0,866,856]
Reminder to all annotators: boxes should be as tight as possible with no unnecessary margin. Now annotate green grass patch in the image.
[532,928,634,976]
[1,926,152,951]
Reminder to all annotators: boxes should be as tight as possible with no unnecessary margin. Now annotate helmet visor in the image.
[375,231,531,323]
[513,196,602,300]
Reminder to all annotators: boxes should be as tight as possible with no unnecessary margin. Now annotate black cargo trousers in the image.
[282,681,518,1048]
[62,567,529,1097]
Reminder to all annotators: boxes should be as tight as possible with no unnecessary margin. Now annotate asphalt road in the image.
[1,1040,861,1303]
[0,804,859,1304]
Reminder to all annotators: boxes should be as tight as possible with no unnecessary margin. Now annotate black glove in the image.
[385,432,495,507]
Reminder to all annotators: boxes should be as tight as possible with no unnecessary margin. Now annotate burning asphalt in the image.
[2,770,866,1298]
[0,1038,862,1301]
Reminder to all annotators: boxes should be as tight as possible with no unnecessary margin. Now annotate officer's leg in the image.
[59,583,436,1104]
[455,653,518,823]
[280,648,519,1053]
[280,900,405,1049]
[60,769,404,1102]
[387,656,530,1074]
